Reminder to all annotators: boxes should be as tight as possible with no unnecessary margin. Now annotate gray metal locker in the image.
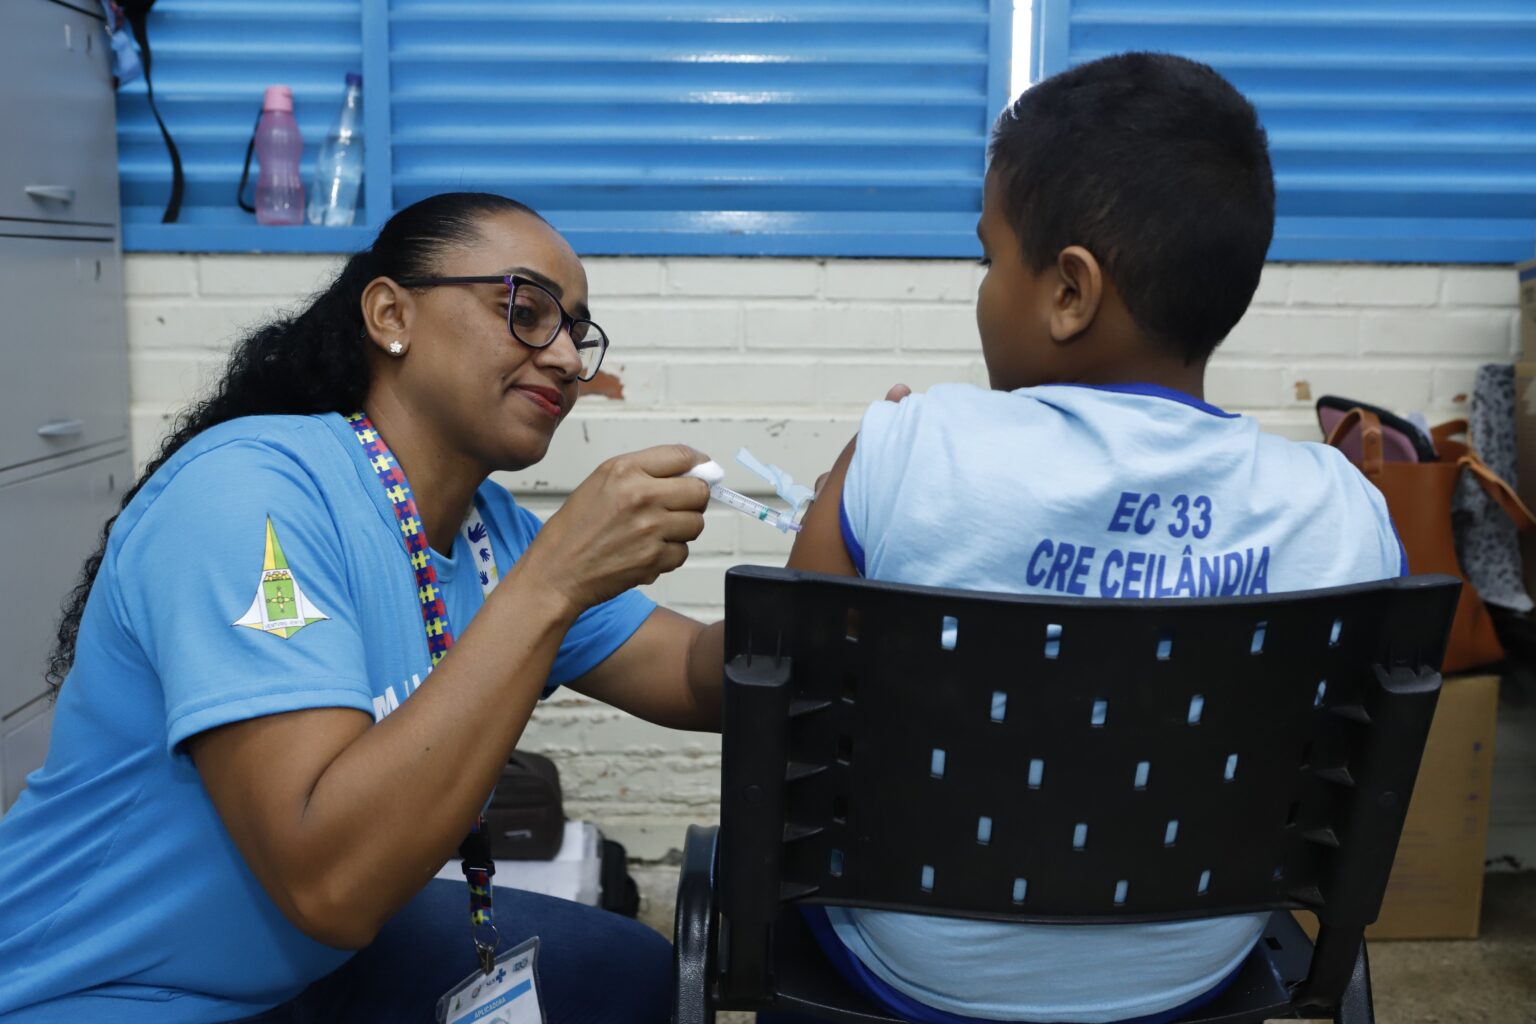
[0,0,130,813]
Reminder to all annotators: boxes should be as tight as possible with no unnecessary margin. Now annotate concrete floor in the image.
[1352,872,1536,1024]
[634,868,1536,1023]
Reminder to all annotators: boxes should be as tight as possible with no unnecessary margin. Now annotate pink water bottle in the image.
[255,85,304,225]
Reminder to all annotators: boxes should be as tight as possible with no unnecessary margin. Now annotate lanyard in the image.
[346,411,503,973]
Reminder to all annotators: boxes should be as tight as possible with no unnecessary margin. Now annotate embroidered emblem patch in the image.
[233,518,329,638]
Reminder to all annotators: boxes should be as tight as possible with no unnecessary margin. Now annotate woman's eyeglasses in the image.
[395,274,609,381]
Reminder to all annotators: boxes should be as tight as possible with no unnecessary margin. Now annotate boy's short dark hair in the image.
[989,52,1275,364]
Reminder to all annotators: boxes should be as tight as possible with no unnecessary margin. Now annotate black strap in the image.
[458,822,499,974]
[237,109,262,214]
[121,2,183,224]
[459,825,495,877]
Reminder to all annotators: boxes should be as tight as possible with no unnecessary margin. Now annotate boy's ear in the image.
[1049,245,1105,344]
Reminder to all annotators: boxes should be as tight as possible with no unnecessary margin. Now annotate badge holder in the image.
[437,937,547,1024]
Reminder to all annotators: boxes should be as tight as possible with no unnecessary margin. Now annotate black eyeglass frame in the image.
[395,274,609,381]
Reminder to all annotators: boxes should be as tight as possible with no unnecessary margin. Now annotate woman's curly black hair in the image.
[45,192,543,695]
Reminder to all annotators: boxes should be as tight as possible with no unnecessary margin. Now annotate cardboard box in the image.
[1367,673,1499,939]
[1520,260,1536,363]
[1298,674,1498,941]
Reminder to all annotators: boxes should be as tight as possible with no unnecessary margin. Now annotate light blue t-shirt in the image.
[832,382,1402,1024]
[0,414,654,1023]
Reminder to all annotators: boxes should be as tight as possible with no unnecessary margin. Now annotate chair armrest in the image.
[673,824,720,1024]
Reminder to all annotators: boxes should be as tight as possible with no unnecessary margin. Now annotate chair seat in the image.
[1182,912,1312,1024]
[763,906,904,1023]
[759,910,1313,1024]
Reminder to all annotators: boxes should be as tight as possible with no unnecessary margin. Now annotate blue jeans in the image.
[234,879,670,1023]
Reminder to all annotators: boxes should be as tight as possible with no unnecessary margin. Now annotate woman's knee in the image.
[334,883,673,1023]
[536,906,672,1023]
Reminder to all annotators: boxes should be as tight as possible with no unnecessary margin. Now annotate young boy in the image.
[784,52,1403,1024]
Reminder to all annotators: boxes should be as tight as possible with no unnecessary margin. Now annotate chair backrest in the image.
[716,566,1460,1007]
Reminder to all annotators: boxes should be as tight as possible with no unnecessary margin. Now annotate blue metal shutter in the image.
[118,1,370,251]
[384,1,1010,256]
[1033,0,1536,263]
[120,0,1011,256]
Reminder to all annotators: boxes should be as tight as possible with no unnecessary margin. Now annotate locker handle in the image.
[37,419,85,438]
[24,185,76,204]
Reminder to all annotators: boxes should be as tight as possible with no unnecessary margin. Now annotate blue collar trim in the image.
[1054,382,1240,419]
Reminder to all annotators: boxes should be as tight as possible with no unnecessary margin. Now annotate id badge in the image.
[436,937,546,1024]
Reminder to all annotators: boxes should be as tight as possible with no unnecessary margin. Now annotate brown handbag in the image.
[1325,408,1536,673]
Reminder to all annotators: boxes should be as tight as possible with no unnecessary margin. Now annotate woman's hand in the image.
[524,444,711,615]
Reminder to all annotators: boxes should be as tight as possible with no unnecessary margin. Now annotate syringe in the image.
[708,484,802,532]
[683,460,803,533]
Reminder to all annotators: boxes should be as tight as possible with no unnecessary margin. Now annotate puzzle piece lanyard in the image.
[346,411,504,974]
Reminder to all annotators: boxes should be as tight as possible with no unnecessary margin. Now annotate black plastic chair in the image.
[674,566,1461,1024]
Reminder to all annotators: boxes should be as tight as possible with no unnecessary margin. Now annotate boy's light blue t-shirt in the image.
[834,382,1403,1024]
[0,414,654,1023]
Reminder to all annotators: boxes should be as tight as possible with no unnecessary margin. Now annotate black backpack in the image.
[483,751,566,861]
[482,751,641,916]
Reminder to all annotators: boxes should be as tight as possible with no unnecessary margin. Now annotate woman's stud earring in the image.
[388,341,404,356]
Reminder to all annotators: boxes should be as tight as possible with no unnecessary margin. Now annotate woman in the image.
[0,193,724,1022]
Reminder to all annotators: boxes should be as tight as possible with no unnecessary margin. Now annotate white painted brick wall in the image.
[123,256,1521,857]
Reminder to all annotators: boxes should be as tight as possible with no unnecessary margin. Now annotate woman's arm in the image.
[566,609,723,731]
[570,433,867,730]
[189,446,707,949]
[566,384,907,734]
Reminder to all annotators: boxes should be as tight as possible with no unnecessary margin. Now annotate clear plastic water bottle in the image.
[307,73,365,227]
[254,85,304,226]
